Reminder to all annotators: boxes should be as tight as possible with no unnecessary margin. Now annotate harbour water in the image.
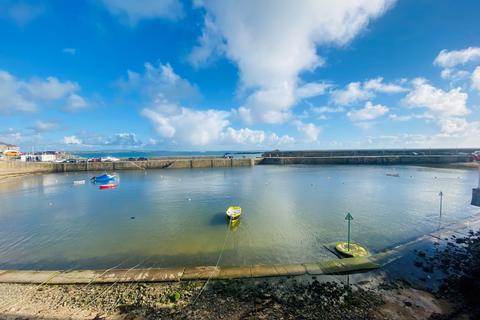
[0,165,478,270]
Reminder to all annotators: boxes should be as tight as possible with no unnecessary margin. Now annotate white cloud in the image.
[101,0,183,24]
[129,62,295,148]
[63,133,142,146]
[440,68,470,81]
[296,82,331,99]
[67,94,88,111]
[31,120,57,133]
[25,77,79,101]
[472,66,480,91]
[192,0,395,123]
[294,120,321,142]
[62,48,76,55]
[64,136,82,145]
[331,82,373,105]
[311,106,345,114]
[434,47,480,68]
[363,77,407,93]
[347,101,389,121]
[223,127,265,145]
[142,102,230,146]
[331,77,406,105]
[108,133,142,146]
[437,117,469,134]
[221,128,295,146]
[388,112,433,122]
[0,70,36,112]
[403,78,469,117]
[188,15,224,67]
[0,69,87,114]
[119,62,200,103]
[365,120,480,148]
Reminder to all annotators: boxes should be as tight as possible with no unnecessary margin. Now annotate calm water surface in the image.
[0,165,478,270]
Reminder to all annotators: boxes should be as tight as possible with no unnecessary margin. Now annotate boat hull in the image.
[99,183,117,190]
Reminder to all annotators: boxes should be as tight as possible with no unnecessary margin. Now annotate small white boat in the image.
[73,180,86,185]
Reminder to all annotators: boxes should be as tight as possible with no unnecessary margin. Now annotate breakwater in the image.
[260,155,471,165]
[260,148,477,165]
[0,158,258,175]
[262,148,478,158]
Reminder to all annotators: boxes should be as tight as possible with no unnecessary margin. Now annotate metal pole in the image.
[347,218,351,251]
[477,166,480,189]
[439,191,443,219]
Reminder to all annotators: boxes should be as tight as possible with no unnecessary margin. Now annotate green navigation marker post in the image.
[345,212,353,251]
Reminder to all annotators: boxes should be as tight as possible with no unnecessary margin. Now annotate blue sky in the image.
[1,0,480,151]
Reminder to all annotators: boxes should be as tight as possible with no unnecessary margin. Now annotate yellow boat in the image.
[226,205,242,222]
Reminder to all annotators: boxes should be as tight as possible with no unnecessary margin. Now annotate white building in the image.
[20,152,57,162]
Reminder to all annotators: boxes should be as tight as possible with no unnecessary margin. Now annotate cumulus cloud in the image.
[472,66,480,91]
[66,94,88,111]
[402,78,475,137]
[31,120,57,133]
[107,133,142,146]
[63,135,82,145]
[403,78,469,117]
[311,106,345,114]
[222,128,294,146]
[296,82,331,99]
[0,69,88,114]
[0,70,36,112]
[101,0,183,24]
[331,82,373,106]
[124,61,294,148]
[63,133,143,146]
[347,101,389,121]
[192,0,395,123]
[25,77,79,101]
[388,113,433,122]
[440,68,470,81]
[142,103,230,146]
[434,47,480,68]
[118,62,200,104]
[331,77,406,105]
[294,120,321,142]
[368,118,480,148]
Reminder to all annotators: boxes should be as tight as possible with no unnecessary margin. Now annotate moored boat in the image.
[99,183,118,190]
[226,206,242,222]
[91,174,116,183]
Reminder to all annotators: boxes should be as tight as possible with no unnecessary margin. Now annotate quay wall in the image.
[0,158,256,175]
[0,153,473,176]
[259,155,471,165]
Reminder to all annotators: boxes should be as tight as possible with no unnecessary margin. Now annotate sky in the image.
[0,0,480,151]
